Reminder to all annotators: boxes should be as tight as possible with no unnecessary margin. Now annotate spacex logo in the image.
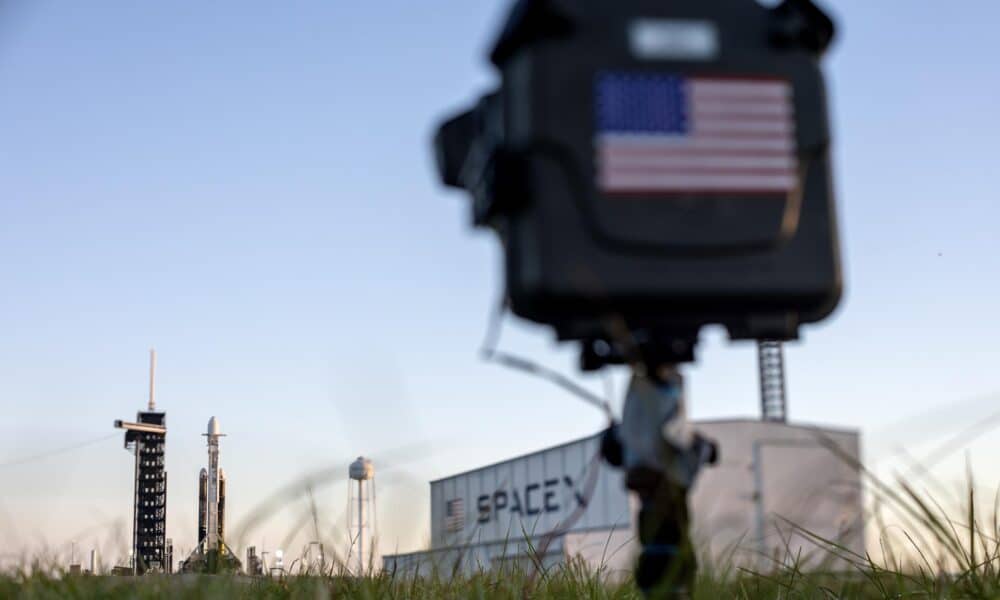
[473,476,588,524]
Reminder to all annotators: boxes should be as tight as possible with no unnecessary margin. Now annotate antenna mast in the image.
[148,348,157,411]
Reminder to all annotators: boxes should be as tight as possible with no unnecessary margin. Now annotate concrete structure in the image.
[384,420,863,577]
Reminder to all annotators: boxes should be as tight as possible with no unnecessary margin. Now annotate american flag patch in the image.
[595,73,799,195]
[445,499,465,532]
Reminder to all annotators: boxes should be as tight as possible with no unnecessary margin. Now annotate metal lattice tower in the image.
[133,413,167,573]
[757,341,788,422]
[115,350,168,574]
[117,411,167,574]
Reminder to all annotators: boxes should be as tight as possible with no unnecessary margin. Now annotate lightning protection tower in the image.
[758,341,789,422]
[113,349,167,574]
[348,457,376,575]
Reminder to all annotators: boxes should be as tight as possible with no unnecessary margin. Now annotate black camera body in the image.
[436,0,841,367]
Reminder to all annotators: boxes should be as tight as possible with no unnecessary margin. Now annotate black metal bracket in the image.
[769,0,837,54]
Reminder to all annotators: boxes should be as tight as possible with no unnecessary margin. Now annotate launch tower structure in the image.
[114,349,168,574]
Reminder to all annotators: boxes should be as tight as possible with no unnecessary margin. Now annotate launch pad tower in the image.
[114,350,168,574]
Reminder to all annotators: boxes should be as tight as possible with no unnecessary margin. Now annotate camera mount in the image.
[434,0,840,594]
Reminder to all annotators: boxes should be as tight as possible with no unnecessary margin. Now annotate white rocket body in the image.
[204,417,224,551]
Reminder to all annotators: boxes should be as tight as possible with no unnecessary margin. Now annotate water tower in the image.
[348,457,376,574]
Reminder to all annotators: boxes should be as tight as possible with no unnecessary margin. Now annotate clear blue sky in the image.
[1,0,998,565]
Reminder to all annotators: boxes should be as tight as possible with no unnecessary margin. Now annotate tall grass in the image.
[7,466,1000,598]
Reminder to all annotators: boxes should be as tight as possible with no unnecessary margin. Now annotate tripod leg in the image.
[631,472,696,597]
[613,368,713,598]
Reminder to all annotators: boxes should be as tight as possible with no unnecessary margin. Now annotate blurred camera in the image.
[436,0,841,367]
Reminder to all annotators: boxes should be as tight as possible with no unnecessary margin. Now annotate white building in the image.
[383,419,863,577]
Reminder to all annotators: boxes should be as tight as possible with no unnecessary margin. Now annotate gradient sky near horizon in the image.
[1,0,999,566]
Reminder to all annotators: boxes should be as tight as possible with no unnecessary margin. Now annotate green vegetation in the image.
[6,453,1000,597]
[6,530,1000,600]
[0,563,998,599]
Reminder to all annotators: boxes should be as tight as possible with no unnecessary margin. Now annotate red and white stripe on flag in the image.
[596,76,799,195]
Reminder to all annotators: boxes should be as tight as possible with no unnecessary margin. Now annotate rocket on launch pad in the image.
[180,417,241,574]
